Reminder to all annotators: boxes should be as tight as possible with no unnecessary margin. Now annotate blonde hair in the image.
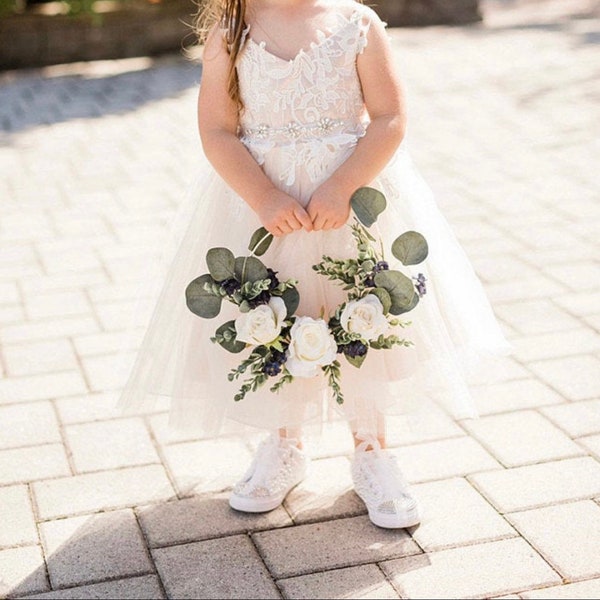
[193,0,248,111]
[193,0,363,111]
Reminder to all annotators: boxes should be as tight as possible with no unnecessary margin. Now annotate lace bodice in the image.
[236,6,376,190]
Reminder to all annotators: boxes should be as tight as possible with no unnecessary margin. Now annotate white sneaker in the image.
[229,434,310,513]
[351,441,421,529]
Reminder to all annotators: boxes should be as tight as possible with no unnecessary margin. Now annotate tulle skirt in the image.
[116,140,512,440]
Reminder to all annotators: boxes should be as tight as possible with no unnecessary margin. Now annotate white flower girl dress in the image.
[117,4,512,440]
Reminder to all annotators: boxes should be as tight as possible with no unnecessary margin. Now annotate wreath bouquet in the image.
[185,187,429,404]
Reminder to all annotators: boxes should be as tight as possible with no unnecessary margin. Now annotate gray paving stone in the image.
[578,434,600,460]
[469,457,600,513]
[380,538,561,600]
[2,339,79,377]
[0,444,70,485]
[409,478,517,551]
[539,399,600,438]
[389,436,502,483]
[470,378,564,415]
[40,509,153,589]
[0,485,38,548]
[65,418,160,473]
[506,500,600,580]
[0,402,61,450]
[253,515,421,578]
[54,392,123,424]
[461,410,584,467]
[152,535,280,599]
[137,493,292,548]
[161,437,253,496]
[278,564,400,599]
[24,574,164,599]
[0,372,88,405]
[494,299,581,335]
[0,545,49,597]
[528,355,600,401]
[511,328,600,362]
[33,465,175,519]
[521,578,600,599]
[284,456,366,523]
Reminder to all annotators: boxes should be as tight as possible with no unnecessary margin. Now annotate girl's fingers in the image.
[294,208,314,232]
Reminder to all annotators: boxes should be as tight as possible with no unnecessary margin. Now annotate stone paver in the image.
[152,535,280,599]
[33,465,175,519]
[278,564,400,599]
[25,575,165,599]
[40,510,154,588]
[521,578,600,599]
[506,501,600,580]
[0,485,38,548]
[0,0,599,597]
[408,478,517,551]
[137,493,292,548]
[380,538,561,599]
[253,516,421,578]
[469,456,600,513]
[65,418,160,472]
[461,410,584,467]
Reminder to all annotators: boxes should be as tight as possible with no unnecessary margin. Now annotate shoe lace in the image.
[355,437,411,503]
[249,435,297,489]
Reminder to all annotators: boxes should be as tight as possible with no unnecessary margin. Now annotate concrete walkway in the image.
[1,0,599,597]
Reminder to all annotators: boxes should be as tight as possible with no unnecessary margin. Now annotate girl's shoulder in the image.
[328,0,384,22]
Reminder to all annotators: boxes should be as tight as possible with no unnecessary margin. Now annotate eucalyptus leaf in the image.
[248,227,274,257]
[350,187,387,227]
[391,231,429,266]
[281,287,300,318]
[206,247,236,282]
[374,270,415,315]
[215,320,246,353]
[345,352,367,368]
[234,256,269,283]
[369,288,392,314]
[393,291,420,315]
[185,274,222,319]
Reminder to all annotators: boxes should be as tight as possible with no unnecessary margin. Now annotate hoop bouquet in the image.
[185,187,429,405]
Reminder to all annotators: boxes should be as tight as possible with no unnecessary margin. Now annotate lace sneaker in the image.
[229,434,310,513]
[351,441,421,529]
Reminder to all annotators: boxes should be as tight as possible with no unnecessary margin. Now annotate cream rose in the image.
[286,316,338,378]
[235,296,287,346]
[340,295,389,341]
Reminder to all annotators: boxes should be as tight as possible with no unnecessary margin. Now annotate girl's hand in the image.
[256,189,314,237]
[307,179,352,231]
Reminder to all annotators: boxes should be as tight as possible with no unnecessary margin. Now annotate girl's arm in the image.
[307,14,407,231]
[198,26,313,236]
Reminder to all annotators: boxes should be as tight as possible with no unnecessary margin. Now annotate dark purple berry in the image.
[270,349,287,365]
[413,273,427,297]
[342,340,368,358]
[263,362,282,377]
[266,268,280,291]
[364,275,376,287]
[221,278,241,296]
[248,290,271,308]
[374,261,389,272]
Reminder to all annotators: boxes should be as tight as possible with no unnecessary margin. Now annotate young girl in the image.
[118,0,511,529]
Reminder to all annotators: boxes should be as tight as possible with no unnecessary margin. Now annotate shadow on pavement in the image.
[0,56,201,135]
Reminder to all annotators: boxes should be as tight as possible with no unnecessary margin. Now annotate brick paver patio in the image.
[0,0,599,597]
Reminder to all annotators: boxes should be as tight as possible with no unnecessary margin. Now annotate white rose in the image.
[286,316,338,378]
[235,296,287,346]
[340,295,389,341]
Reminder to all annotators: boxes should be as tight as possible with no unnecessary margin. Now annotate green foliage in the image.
[392,231,429,265]
[350,187,387,228]
[234,256,269,284]
[206,248,235,282]
[211,320,246,354]
[185,274,222,319]
[373,270,416,315]
[248,227,274,257]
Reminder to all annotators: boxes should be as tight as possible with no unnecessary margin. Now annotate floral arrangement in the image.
[185,187,428,404]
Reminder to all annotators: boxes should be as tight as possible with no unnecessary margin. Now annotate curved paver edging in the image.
[0,0,482,71]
